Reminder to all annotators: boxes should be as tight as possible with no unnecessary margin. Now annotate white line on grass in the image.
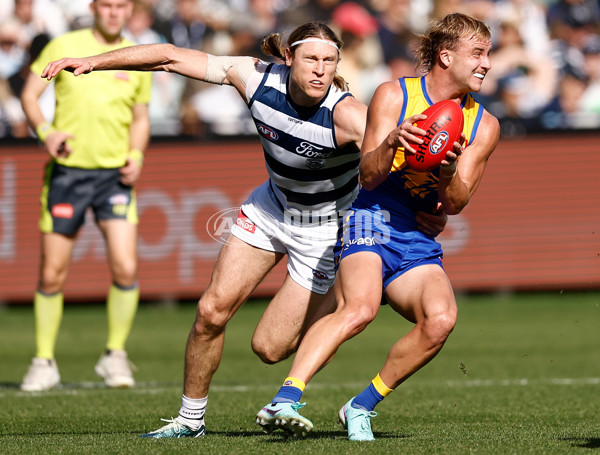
[2,377,600,398]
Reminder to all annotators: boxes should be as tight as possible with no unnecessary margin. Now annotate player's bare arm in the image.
[438,109,500,214]
[359,80,427,190]
[41,44,257,97]
[332,96,367,150]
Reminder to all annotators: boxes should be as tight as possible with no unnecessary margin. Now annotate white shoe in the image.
[94,350,136,388]
[21,357,60,392]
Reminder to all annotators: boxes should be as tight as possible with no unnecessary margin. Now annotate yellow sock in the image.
[282,376,306,391]
[106,284,139,351]
[372,373,394,397]
[34,291,63,359]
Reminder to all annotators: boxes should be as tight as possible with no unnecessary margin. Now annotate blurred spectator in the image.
[330,2,389,103]
[0,78,28,138]
[0,19,27,79]
[158,0,208,49]
[124,0,185,136]
[55,0,94,30]
[0,32,52,140]
[186,13,263,137]
[279,0,342,30]
[483,12,558,133]
[123,0,167,44]
[548,0,600,78]
[8,33,54,103]
[10,0,68,44]
[375,0,417,80]
[579,34,600,115]
[490,0,551,55]
[540,67,596,129]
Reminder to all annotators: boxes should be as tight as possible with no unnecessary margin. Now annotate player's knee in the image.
[340,304,377,338]
[251,334,293,364]
[422,310,456,347]
[194,296,231,335]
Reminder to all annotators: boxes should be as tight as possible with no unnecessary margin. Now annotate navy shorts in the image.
[40,163,138,235]
[334,207,443,289]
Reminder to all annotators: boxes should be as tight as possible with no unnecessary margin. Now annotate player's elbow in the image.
[442,195,469,215]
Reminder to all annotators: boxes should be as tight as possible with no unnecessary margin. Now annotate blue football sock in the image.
[272,385,303,404]
[352,383,384,411]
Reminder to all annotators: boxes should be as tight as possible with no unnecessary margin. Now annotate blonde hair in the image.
[414,13,491,73]
[260,22,348,91]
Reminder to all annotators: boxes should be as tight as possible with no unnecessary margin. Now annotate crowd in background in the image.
[1,0,599,140]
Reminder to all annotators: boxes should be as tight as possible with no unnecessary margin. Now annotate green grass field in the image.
[1,291,599,454]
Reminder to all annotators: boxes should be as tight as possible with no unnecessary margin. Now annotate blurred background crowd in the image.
[1,0,599,140]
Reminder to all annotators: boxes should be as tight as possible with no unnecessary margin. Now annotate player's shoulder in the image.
[335,94,367,119]
[371,79,405,106]
[480,108,500,137]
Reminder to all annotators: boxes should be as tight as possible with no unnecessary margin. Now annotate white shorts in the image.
[230,181,338,294]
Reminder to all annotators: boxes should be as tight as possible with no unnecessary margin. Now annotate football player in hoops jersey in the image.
[41,22,448,437]
[259,13,500,441]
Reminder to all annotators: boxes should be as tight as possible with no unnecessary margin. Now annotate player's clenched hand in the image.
[120,157,141,186]
[41,57,94,80]
[388,113,427,156]
[440,132,466,176]
[416,202,447,237]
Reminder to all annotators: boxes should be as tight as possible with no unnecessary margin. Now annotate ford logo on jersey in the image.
[256,123,279,141]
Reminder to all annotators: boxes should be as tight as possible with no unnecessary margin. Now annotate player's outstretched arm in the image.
[41,43,212,83]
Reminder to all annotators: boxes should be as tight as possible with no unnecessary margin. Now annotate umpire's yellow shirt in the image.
[31,29,152,169]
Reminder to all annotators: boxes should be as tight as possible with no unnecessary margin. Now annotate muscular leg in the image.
[251,278,336,364]
[184,235,283,398]
[378,264,458,389]
[285,252,383,384]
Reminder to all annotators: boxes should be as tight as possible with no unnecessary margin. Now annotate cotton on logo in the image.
[430,131,449,155]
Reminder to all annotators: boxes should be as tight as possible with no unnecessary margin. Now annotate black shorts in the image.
[40,162,138,235]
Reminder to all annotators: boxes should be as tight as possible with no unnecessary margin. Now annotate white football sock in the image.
[178,394,207,430]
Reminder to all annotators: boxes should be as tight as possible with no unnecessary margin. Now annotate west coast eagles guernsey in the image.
[353,76,484,226]
[31,29,152,169]
[246,62,360,219]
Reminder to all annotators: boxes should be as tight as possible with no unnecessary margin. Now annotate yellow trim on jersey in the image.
[384,77,483,205]
[31,29,152,169]
[391,77,481,173]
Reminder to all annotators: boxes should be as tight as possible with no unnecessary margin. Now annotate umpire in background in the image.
[19,0,151,391]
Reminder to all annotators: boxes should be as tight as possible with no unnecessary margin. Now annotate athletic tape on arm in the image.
[204,55,256,85]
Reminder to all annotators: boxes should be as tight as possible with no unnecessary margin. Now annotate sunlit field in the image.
[1,291,599,454]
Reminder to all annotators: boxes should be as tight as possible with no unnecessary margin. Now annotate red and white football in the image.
[405,100,464,172]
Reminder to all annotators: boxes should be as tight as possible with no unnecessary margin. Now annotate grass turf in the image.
[1,291,599,454]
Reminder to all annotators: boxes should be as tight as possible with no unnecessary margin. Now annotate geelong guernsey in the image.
[356,76,484,216]
[248,63,360,218]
